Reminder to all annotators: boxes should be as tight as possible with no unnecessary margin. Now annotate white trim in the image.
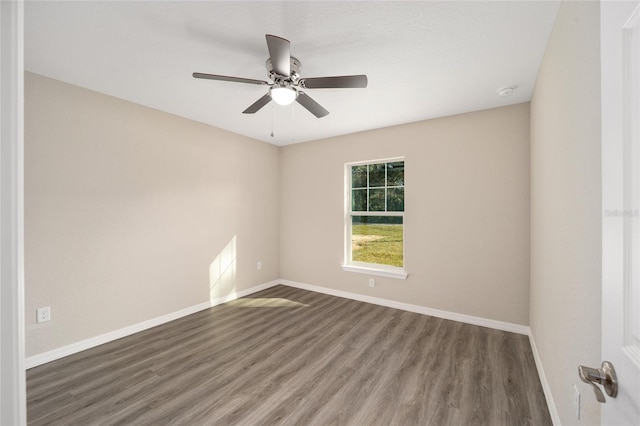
[528,331,561,426]
[24,277,552,423]
[346,156,405,167]
[25,277,532,369]
[279,279,529,335]
[0,0,26,424]
[25,280,280,369]
[341,264,407,279]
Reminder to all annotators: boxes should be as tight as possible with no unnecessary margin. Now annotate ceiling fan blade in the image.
[296,92,329,118]
[193,72,268,86]
[266,34,291,77]
[242,93,272,114]
[300,75,368,89]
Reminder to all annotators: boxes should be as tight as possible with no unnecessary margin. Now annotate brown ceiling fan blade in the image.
[300,75,368,89]
[242,93,272,114]
[296,92,329,118]
[265,34,291,77]
[193,72,268,86]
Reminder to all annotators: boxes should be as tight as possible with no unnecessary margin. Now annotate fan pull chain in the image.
[290,101,295,143]
[270,104,275,138]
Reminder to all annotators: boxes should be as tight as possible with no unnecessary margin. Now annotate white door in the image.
[602,1,640,424]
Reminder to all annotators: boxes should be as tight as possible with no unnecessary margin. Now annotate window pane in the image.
[352,189,367,211]
[387,161,404,186]
[368,163,386,187]
[351,215,403,267]
[387,187,404,211]
[351,165,368,189]
[369,188,385,211]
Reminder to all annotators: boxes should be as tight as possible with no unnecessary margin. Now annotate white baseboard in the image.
[26,277,558,425]
[528,331,561,426]
[26,278,533,368]
[25,279,280,369]
[279,279,530,335]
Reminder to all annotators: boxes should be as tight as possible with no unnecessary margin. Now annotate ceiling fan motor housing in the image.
[266,57,301,82]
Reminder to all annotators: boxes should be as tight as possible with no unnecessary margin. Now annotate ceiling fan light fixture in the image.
[270,86,297,105]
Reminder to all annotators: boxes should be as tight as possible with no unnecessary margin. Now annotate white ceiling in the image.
[25,1,560,146]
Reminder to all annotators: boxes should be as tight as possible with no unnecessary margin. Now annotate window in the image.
[343,158,406,279]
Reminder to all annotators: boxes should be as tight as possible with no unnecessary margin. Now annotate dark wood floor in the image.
[27,285,551,425]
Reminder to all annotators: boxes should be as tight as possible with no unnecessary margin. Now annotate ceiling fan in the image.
[193,34,368,118]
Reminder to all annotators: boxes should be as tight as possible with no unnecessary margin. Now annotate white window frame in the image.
[342,157,407,280]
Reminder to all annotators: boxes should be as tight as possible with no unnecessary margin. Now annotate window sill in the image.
[341,264,408,280]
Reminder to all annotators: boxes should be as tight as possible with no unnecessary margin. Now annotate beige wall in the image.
[280,104,531,325]
[529,1,601,425]
[26,74,531,360]
[24,73,280,356]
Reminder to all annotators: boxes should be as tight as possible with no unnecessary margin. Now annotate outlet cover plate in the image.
[37,306,51,323]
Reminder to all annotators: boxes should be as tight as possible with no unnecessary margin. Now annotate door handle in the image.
[578,361,618,403]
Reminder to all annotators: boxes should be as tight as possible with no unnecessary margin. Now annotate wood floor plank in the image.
[27,285,552,425]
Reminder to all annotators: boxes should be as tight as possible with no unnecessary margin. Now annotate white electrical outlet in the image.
[369,278,375,288]
[37,306,51,323]
[573,384,581,420]
[257,261,262,270]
